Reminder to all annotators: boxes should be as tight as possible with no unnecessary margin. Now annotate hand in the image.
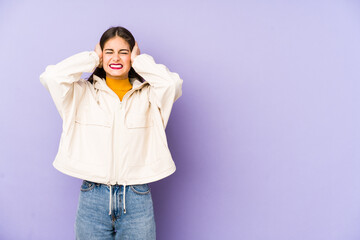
[94,43,103,68]
[131,41,140,64]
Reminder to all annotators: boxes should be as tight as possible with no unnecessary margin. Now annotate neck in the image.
[106,76,130,85]
[106,74,129,81]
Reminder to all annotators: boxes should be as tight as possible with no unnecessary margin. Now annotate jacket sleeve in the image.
[39,51,100,119]
[131,54,183,127]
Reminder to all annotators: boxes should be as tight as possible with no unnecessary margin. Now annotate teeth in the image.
[110,64,123,68]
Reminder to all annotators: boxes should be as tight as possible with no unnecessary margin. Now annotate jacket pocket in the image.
[67,118,112,170]
[74,119,112,128]
[75,108,112,128]
[126,114,153,128]
[75,100,112,128]
[130,184,151,195]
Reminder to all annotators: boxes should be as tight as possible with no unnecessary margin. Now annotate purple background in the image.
[1,0,360,239]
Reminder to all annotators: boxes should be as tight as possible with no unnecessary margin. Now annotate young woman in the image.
[40,26,183,239]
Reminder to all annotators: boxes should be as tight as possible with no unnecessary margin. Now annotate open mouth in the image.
[109,64,123,70]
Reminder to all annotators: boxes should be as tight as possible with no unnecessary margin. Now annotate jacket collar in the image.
[93,75,148,93]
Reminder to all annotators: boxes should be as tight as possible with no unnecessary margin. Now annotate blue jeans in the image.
[75,180,156,239]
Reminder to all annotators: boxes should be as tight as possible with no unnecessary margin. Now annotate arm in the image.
[40,51,100,119]
[131,43,183,127]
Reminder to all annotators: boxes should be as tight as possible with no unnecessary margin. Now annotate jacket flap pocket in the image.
[75,105,112,128]
[75,119,112,127]
[126,114,153,128]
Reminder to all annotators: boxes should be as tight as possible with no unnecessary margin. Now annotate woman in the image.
[40,26,183,239]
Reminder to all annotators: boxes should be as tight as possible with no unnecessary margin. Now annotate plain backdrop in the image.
[1,0,360,239]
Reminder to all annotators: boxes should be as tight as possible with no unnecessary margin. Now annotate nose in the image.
[113,53,120,61]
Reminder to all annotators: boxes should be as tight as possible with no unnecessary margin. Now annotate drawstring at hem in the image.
[108,183,127,215]
[108,184,112,215]
[123,184,127,214]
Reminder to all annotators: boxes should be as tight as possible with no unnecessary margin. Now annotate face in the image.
[102,36,132,80]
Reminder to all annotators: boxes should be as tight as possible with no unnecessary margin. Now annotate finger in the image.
[135,42,140,54]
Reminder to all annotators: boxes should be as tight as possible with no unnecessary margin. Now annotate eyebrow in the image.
[104,49,129,52]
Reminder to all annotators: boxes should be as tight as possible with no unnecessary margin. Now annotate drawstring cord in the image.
[108,184,112,215]
[123,184,127,214]
[95,89,100,104]
[108,183,127,215]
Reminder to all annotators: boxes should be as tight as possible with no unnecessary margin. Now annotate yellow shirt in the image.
[105,76,132,101]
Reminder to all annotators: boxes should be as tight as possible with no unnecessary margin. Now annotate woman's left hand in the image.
[131,41,140,64]
[94,43,103,68]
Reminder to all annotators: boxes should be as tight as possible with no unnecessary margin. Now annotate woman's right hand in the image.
[94,43,103,68]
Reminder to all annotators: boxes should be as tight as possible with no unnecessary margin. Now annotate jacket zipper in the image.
[114,98,122,185]
[112,81,148,185]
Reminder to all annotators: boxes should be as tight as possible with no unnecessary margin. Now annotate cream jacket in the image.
[40,51,183,186]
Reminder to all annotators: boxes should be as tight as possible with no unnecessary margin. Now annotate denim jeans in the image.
[75,180,156,239]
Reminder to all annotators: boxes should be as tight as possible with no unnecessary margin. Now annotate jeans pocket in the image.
[130,184,151,195]
[80,180,96,192]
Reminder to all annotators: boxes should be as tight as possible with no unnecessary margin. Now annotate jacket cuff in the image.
[131,54,154,70]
